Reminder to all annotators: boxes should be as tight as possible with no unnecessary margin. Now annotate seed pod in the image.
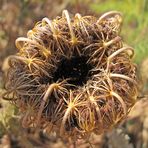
[4,10,138,139]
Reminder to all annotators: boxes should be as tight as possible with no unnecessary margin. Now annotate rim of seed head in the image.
[4,10,138,139]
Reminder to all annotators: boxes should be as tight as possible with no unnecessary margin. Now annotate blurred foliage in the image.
[0,95,19,138]
[90,0,148,64]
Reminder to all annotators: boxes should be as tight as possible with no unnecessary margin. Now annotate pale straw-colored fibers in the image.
[4,10,138,140]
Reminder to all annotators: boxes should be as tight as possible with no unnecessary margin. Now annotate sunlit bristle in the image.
[4,10,138,141]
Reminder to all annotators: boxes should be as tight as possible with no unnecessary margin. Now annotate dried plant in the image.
[3,10,138,140]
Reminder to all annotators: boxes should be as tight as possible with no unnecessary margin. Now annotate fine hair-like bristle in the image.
[4,10,138,139]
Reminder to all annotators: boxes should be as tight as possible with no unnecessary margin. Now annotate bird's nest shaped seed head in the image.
[4,10,138,139]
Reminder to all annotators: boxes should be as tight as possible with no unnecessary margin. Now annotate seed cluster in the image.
[4,10,138,139]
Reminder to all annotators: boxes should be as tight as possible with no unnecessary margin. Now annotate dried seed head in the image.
[4,10,138,139]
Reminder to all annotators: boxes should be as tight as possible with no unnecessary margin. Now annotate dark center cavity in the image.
[53,55,92,86]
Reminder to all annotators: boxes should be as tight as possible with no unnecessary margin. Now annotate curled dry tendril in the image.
[4,10,138,141]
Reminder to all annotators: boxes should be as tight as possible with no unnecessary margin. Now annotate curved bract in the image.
[4,10,138,139]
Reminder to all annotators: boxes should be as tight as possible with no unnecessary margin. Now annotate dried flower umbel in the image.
[4,10,138,139]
